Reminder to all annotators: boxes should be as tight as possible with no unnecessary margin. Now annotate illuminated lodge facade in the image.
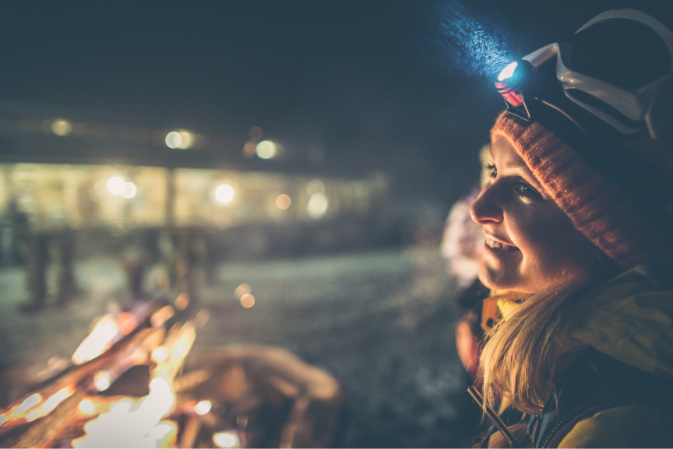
[0,101,392,262]
[2,164,385,233]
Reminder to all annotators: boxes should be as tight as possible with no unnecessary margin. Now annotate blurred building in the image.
[0,101,394,265]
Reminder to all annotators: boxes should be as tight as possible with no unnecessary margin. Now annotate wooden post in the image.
[23,232,48,311]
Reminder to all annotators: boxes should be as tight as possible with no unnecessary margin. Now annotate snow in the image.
[0,244,479,447]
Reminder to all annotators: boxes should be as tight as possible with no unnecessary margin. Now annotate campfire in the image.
[0,294,345,448]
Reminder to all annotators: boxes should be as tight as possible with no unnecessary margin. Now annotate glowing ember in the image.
[93,371,111,392]
[194,400,211,416]
[78,399,96,416]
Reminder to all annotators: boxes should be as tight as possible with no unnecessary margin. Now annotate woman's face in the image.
[470,137,601,294]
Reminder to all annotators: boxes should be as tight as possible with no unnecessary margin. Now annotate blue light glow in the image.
[422,2,515,77]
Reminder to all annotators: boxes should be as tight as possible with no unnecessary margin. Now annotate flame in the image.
[151,305,175,328]
[25,386,74,422]
[148,420,178,447]
[73,378,176,448]
[4,307,199,446]
[72,322,196,448]
[12,393,42,417]
[175,292,189,311]
[213,431,240,448]
[72,315,119,365]
[154,322,196,381]
[0,393,42,425]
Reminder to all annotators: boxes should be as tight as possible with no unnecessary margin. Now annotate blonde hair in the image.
[479,267,617,414]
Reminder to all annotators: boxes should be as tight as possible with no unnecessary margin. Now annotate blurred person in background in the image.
[441,144,491,382]
[468,9,673,447]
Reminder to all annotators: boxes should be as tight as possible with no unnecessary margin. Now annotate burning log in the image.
[0,326,164,447]
[0,297,176,446]
[2,387,88,448]
[0,290,345,448]
[0,327,161,425]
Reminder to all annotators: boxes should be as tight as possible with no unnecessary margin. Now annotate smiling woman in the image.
[471,138,604,294]
[468,8,673,449]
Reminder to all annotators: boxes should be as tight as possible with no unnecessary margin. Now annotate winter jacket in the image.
[486,266,673,448]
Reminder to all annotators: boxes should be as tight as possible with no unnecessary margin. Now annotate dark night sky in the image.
[1,0,672,208]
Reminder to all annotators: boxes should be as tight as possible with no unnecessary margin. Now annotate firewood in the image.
[0,327,163,429]
[1,388,87,448]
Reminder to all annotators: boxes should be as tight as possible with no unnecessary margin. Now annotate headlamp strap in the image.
[505,102,532,127]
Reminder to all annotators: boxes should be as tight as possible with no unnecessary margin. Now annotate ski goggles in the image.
[494,9,673,165]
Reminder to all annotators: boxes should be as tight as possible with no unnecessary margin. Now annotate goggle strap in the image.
[646,78,673,169]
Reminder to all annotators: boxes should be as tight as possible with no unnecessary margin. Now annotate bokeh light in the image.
[165,130,194,150]
[107,176,125,195]
[78,399,96,415]
[240,293,255,308]
[215,184,235,204]
[213,431,239,448]
[307,193,329,219]
[152,347,169,363]
[51,119,72,136]
[122,181,137,199]
[256,140,277,159]
[194,400,212,416]
[276,194,291,210]
[93,371,111,392]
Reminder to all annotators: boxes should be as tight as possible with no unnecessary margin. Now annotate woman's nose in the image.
[470,185,503,224]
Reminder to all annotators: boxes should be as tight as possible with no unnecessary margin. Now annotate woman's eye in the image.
[486,163,497,178]
[514,182,540,199]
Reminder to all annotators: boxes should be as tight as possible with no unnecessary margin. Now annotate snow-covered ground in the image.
[0,244,479,447]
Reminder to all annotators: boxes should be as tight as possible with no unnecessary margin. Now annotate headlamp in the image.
[493,9,673,165]
[495,59,535,124]
[492,9,673,230]
[495,60,532,108]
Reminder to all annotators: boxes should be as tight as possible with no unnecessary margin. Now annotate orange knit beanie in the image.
[491,111,673,269]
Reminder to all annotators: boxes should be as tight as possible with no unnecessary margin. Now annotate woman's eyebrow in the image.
[499,158,547,191]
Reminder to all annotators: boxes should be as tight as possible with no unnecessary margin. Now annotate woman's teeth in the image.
[486,239,518,251]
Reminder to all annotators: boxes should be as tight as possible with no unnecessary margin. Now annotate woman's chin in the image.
[477,262,530,294]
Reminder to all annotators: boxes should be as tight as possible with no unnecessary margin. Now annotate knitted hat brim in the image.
[490,111,672,269]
